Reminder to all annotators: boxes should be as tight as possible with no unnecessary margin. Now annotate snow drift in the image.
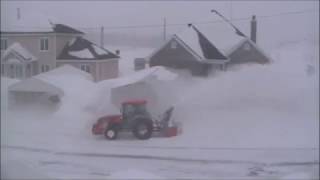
[167,40,319,148]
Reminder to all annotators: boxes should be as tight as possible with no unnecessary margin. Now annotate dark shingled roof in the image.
[192,26,228,60]
[53,24,84,34]
[57,37,119,60]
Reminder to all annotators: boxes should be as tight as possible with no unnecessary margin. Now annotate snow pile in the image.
[37,64,93,81]
[3,65,98,141]
[8,78,64,96]
[1,77,20,118]
[108,66,177,88]
[168,39,318,148]
[108,169,163,179]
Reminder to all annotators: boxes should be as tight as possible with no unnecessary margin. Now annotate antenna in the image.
[163,17,167,41]
[211,9,246,37]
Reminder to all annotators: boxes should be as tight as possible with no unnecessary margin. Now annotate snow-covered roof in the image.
[99,66,177,88]
[57,37,119,60]
[174,13,247,59]
[1,43,37,63]
[1,12,83,34]
[36,64,93,81]
[1,12,54,32]
[8,78,64,96]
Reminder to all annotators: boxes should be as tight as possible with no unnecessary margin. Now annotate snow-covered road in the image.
[2,144,318,179]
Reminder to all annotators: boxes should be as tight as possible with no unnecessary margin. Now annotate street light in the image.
[210,9,246,37]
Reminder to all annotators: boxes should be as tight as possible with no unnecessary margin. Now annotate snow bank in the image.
[37,64,93,81]
[108,169,163,179]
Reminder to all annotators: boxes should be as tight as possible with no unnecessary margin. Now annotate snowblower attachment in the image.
[158,106,179,137]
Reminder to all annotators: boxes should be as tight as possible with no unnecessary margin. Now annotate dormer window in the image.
[40,38,49,51]
[171,41,177,49]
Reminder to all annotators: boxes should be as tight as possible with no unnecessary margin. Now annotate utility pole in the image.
[163,17,166,41]
[17,8,21,20]
[230,1,233,22]
[100,26,104,47]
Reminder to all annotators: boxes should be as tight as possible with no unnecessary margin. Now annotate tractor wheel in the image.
[104,126,118,140]
[132,120,153,140]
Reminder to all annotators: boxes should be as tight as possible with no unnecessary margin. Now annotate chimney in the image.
[115,50,120,55]
[250,15,257,43]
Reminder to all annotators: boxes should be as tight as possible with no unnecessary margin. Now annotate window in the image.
[7,64,23,79]
[170,41,177,49]
[80,64,91,73]
[1,39,8,50]
[40,38,49,51]
[15,65,23,78]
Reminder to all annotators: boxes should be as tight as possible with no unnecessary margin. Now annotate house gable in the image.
[150,38,201,67]
[1,43,37,64]
[228,39,270,65]
[2,52,25,64]
[149,37,211,76]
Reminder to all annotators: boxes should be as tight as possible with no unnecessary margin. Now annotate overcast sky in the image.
[1,1,319,49]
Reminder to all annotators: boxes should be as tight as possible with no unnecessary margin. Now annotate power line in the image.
[80,8,318,30]
[4,9,317,31]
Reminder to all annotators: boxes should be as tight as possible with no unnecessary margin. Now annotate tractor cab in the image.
[121,100,151,128]
[122,100,148,117]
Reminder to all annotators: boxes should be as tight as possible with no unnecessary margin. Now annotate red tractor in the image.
[92,99,177,140]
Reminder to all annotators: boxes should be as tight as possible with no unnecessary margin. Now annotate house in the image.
[148,15,270,76]
[1,13,119,81]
